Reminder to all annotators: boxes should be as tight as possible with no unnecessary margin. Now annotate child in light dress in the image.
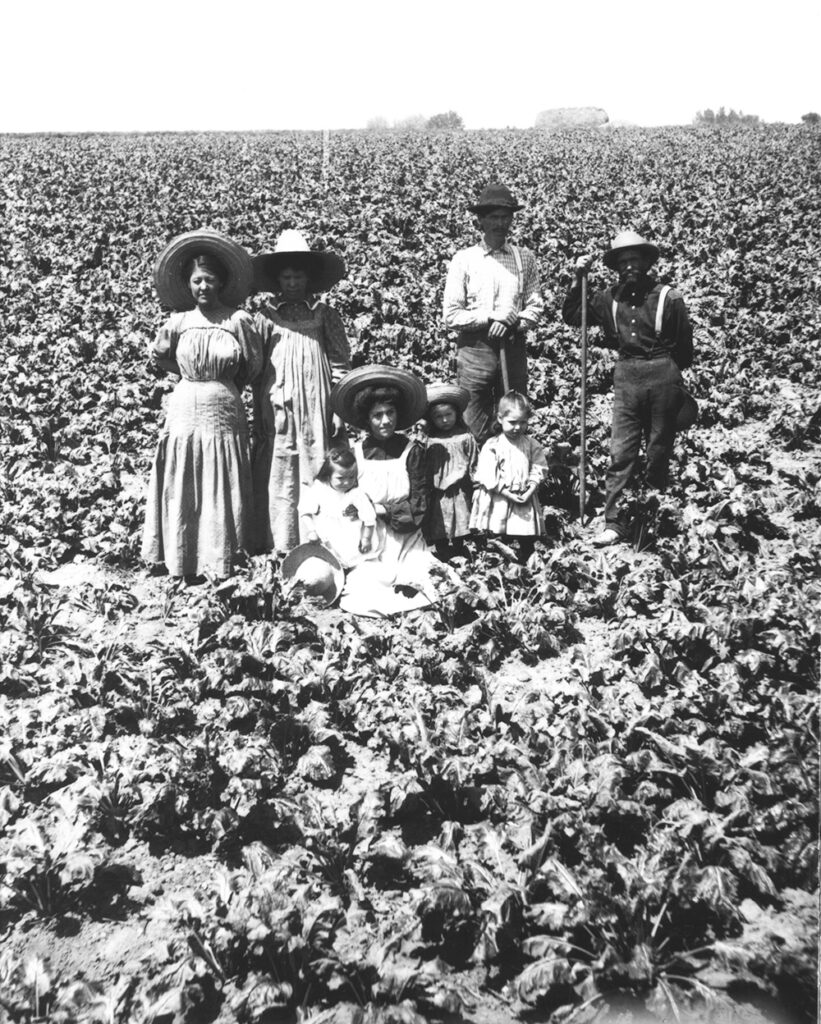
[422,383,478,561]
[298,446,379,569]
[469,390,548,561]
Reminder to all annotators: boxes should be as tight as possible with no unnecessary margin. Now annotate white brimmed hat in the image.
[603,230,660,270]
[252,230,346,294]
[153,229,254,310]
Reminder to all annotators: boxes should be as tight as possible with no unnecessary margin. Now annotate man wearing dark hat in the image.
[563,231,694,546]
[443,184,543,442]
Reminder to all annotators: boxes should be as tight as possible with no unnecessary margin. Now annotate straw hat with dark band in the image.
[331,365,427,431]
[426,383,469,414]
[603,230,660,270]
[153,229,254,310]
[282,541,344,606]
[252,229,346,294]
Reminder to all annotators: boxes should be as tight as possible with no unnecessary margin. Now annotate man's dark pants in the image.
[456,332,528,442]
[604,355,684,535]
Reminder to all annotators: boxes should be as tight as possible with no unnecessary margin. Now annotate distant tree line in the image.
[694,107,761,125]
[366,111,464,131]
[535,107,609,128]
[369,108,820,131]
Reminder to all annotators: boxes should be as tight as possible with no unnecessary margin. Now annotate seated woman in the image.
[330,365,457,617]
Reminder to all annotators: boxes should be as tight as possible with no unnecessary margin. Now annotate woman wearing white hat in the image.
[142,230,262,579]
[251,230,349,554]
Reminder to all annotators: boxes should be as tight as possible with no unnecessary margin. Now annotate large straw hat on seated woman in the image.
[330,364,457,617]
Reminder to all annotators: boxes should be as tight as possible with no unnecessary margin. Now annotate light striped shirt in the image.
[443,240,543,333]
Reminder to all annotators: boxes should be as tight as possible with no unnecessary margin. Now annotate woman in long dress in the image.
[142,230,261,579]
[251,230,349,553]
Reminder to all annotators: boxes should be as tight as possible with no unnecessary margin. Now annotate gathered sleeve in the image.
[321,304,351,382]
[150,313,185,374]
[232,310,264,390]
[297,483,322,518]
[353,488,377,528]
[251,312,277,437]
[473,438,502,491]
[253,310,279,370]
[385,441,430,534]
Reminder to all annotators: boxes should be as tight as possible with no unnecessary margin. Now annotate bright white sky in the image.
[3,0,819,132]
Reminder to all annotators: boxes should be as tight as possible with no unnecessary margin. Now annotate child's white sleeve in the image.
[298,484,321,516]
[355,488,377,526]
[473,438,501,490]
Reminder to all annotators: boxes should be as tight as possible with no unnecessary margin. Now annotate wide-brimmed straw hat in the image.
[282,541,344,606]
[468,183,524,214]
[331,365,427,431]
[676,387,699,431]
[426,383,469,414]
[252,229,346,294]
[603,230,660,270]
[154,229,254,310]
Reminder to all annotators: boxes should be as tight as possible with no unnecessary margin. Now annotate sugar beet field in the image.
[0,126,818,1024]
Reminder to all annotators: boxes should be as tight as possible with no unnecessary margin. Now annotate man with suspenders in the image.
[443,184,544,442]
[563,231,694,546]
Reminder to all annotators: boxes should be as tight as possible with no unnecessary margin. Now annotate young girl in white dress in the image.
[469,390,548,561]
[298,446,378,569]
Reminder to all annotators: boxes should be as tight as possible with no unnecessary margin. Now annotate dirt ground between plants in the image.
[6,414,818,1024]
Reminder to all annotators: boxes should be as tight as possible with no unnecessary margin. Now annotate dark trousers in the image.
[604,356,683,535]
[456,334,528,443]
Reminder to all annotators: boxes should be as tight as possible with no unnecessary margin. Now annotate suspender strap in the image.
[612,284,671,344]
[655,285,670,336]
[510,244,524,314]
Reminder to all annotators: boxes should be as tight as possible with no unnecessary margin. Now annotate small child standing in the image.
[469,390,548,561]
[422,384,478,560]
[298,447,379,568]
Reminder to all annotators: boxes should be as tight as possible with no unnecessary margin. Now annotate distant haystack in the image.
[535,107,609,128]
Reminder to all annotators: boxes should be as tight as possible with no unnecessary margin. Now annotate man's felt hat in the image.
[252,230,346,294]
[154,229,254,310]
[331,365,427,431]
[603,230,660,270]
[282,541,344,606]
[426,383,469,415]
[468,183,524,214]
